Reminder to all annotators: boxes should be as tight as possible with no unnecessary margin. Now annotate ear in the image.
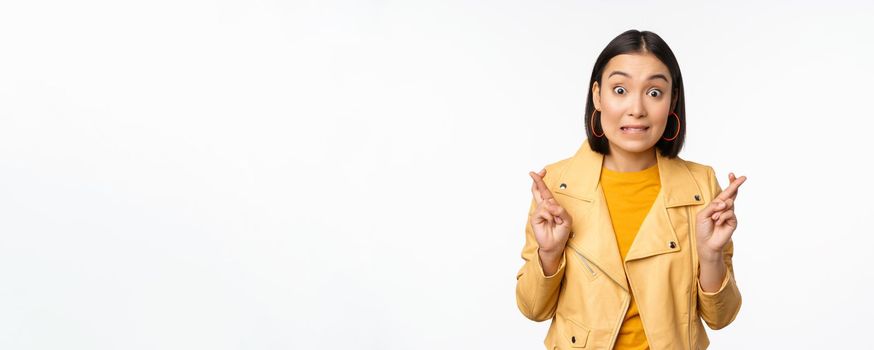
[592,81,602,111]
[670,89,679,112]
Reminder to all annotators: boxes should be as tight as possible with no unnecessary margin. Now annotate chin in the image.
[609,138,659,154]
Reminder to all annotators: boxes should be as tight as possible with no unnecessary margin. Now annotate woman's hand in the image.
[529,169,573,258]
[696,172,747,262]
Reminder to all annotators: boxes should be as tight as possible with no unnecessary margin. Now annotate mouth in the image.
[620,126,649,134]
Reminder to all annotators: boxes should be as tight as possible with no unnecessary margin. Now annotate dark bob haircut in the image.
[585,29,686,158]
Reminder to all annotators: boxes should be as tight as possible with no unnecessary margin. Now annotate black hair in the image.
[585,29,686,158]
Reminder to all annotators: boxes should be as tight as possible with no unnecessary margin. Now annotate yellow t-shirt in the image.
[600,162,660,350]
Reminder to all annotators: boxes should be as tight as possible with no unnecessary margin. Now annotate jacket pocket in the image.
[572,250,598,281]
[558,316,591,348]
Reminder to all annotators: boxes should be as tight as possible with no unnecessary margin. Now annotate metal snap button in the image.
[669,241,677,249]
[560,183,567,189]
[694,194,701,201]
[571,336,576,343]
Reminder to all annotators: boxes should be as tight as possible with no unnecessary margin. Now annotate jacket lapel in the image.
[553,140,705,291]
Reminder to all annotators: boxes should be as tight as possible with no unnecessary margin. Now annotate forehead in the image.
[603,53,670,80]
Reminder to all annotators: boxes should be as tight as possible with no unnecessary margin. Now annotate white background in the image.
[1,1,872,349]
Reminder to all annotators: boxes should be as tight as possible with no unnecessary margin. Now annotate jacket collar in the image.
[554,140,705,291]
[553,140,702,208]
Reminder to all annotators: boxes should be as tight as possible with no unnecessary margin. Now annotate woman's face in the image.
[592,53,678,155]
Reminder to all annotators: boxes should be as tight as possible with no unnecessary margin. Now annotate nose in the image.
[627,93,646,118]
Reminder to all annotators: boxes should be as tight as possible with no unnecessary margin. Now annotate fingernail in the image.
[717,202,725,208]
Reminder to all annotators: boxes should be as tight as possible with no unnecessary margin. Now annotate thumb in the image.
[545,199,571,225]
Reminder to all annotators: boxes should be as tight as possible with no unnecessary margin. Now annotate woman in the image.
[515,29,747,350]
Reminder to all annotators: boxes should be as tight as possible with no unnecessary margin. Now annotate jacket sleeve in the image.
[696,166,743,330]
[515,196,567,322]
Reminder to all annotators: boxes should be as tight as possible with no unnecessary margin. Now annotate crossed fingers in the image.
[711,172,746,220]
[529,168,553,204]
[716,172,746,202]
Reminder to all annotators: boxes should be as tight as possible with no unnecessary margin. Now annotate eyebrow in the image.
[607,70,669,83]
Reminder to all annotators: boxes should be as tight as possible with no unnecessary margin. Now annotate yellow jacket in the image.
[515,140,741,350]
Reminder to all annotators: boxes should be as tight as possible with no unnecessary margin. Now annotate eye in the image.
[613,86,626,95]
[648,89,662,97]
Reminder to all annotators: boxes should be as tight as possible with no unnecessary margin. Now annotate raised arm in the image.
[515,168,574,321]
[695,166,746,329]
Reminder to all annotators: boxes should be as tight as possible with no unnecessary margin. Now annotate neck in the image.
[603,144,657,172]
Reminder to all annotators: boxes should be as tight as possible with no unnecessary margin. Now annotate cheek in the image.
[601,97,623,111]
[647,101,672,128]
[651,115,670,132]
[599,111,621,129]
[598,100,622,125]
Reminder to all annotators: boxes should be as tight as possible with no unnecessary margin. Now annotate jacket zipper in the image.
[573,250,596,277]
[687,205,696,350]
[571,246,629,349]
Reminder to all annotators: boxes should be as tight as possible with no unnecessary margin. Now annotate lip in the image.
[620,125,649,134]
